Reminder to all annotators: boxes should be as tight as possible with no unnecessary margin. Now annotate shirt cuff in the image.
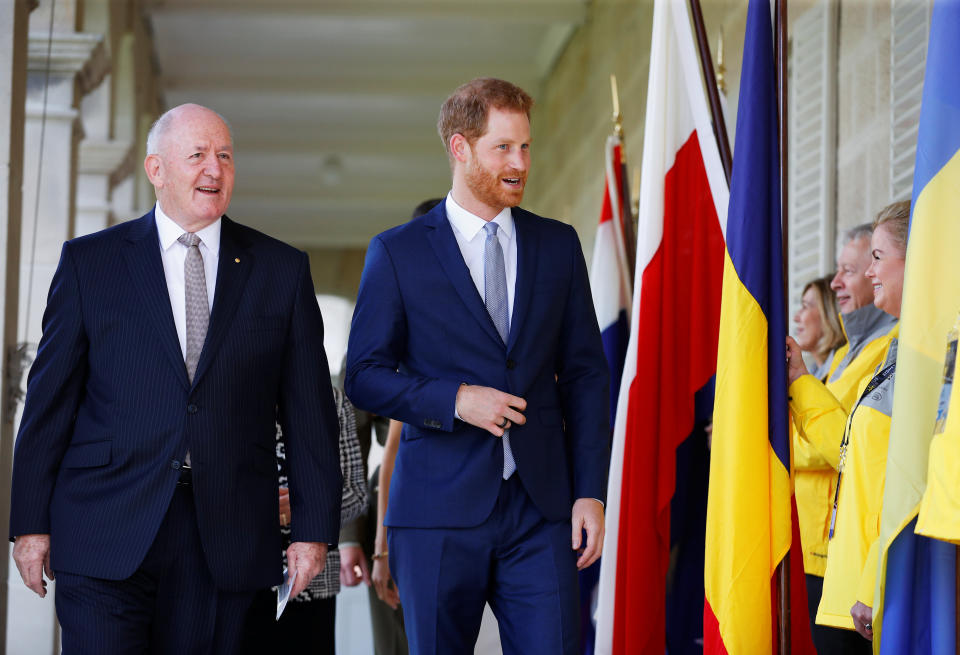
[454,382,466,421]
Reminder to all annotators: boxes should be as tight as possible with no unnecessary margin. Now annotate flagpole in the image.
[610,74,637,279]
[774,0,791,653]
[688,0,733,184]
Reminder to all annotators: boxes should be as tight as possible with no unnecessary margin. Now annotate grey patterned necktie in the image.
[483,222,516,479]
[178,232,209,384]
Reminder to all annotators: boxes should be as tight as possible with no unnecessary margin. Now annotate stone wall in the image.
[523,0,654,257]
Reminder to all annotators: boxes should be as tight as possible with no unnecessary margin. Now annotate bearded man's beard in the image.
[465,156,526,210]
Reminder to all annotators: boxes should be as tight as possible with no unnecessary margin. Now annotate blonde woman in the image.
[793,277,845,379]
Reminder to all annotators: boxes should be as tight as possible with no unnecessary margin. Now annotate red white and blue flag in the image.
[583,131,633,655]
[589,134,633,429]
[594,0,729,652]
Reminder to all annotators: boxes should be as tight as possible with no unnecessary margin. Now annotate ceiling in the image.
[143,0,589,249]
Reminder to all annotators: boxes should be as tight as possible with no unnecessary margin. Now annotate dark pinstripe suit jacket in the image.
[8,210,342,592]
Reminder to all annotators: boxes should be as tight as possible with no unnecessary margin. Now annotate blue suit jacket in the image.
[345,204,609,528]
[9,211,342,591]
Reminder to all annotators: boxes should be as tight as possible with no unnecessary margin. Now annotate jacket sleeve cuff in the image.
[417,378,461,432]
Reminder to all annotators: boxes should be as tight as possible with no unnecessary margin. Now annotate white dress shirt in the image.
[155,203,221,359]
[445,193,517,323]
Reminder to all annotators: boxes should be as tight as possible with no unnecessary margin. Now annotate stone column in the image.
[19,30,109,343]
[0,2,32,652]
[109,31,140,223]
[76,139,132,235]
[75,0,133,236]
[131,13,161,216]
[8,12,108,653]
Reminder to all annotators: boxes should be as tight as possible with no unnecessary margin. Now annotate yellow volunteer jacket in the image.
[816,328,898,630]
[790,306,898,577]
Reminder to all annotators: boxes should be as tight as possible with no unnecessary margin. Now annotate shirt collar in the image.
[445,192,514,242]
[155,202,222,256]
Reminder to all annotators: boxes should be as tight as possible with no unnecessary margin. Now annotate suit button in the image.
[171,460,181,470]
[187,404,198,414]
[506,359,516,369]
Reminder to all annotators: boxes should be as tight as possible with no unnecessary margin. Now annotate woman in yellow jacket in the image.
[788,220,899,654]
[788,201,909,649]
[791,278,844,634]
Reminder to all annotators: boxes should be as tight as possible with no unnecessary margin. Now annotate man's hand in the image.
[371,556,401,610]
[786,336,810,385]
[285,542,328,597]
[455,384,526,437]
[851,601,873,640]
[572,498,604,570]
[278,487,291,526]
[339,545,370,587]
[13,534,54,598]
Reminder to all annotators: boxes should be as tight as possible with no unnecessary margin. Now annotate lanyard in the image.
[828,361,896,540]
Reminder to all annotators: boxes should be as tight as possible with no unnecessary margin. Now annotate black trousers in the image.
[242,589,336,654]
[55,485,257,655]
[805,574,873,655]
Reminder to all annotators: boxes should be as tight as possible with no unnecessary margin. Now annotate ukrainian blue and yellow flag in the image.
[703,1,792,651]
[874,2,960,651]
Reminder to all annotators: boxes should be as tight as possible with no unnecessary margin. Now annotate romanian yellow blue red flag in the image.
[875,1,960,651]
[703,0,793,652]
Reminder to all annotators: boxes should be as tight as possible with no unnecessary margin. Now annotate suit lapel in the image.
[424,206,504,348]
[121,211,190,390]
[192,216,252,388]
[508,208,537,352]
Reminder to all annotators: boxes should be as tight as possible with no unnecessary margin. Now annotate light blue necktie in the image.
[483,222,516,479]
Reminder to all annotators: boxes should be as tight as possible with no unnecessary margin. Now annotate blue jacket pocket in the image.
[61,440,111,469]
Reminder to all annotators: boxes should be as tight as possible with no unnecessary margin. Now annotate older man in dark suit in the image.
[9,104,341,654]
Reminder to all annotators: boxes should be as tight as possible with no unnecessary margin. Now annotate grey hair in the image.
[841,222,873,247]
[145,104,233,155]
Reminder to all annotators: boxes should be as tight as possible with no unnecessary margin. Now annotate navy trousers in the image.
[55,485,256,655]
[388,474,579,655]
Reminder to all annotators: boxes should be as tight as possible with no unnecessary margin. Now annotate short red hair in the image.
[437,78,534,159]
